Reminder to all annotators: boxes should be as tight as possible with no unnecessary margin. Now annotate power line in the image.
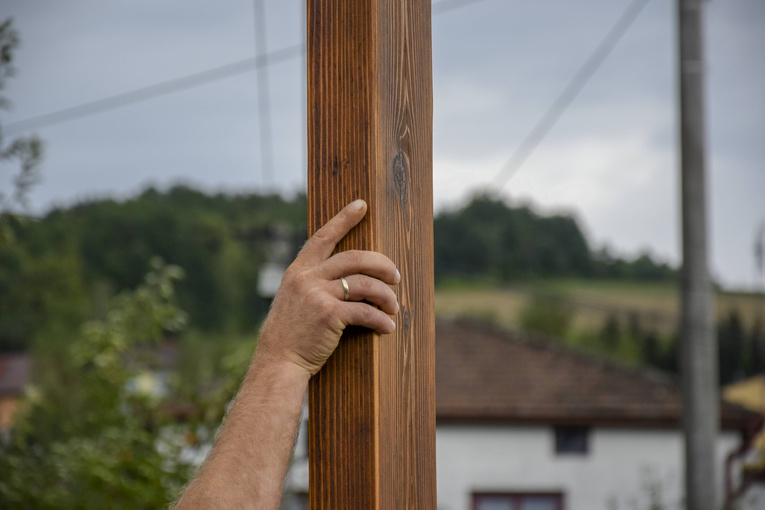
[4,44,303,136]
[432,0,492,16]
[489,0,652,193]
[4,0,492,136]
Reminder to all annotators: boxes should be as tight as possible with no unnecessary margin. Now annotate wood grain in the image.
[306,0,436,508]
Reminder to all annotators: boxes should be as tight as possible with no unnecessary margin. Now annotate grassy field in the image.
[435,279,765,336]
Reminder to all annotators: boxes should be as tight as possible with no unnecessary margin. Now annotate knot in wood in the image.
[392,150,409,207]
[402,307,411,332]
[331,156,349,177]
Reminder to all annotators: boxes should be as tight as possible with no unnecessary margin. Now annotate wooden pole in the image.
[306,1,436,508]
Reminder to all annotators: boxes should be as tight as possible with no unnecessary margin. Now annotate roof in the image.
[724,375,765,413]
[435,318,759,431]
[0,354,31,397]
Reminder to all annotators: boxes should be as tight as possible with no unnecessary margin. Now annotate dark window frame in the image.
[553,425,590,455]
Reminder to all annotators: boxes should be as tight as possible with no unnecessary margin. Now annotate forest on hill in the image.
[434,193,674,282]
[0,185,674,353]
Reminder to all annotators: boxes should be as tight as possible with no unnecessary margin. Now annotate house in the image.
[285,319,763,510]
[0,353,30,432]
[723,375,765,502]
[435,319,761,510]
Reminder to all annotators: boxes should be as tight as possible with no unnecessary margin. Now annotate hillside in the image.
[434,193,674,283]
[1,187,675,354]
[436,279,765,385]
[435,279,764,334]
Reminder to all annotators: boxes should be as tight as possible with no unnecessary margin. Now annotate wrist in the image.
[249,346,312,389]
[255,318,321,380]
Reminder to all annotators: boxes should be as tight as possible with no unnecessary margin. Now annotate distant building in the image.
[0,353,30,432]
[286,319,763,510]
[257,223,303,300]
[724,375,765,503]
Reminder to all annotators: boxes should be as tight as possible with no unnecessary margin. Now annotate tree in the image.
[0,19,88,353]
[0,240,87,352]
[433,193,674,284]
[748,318,765,376]
[0,261,199,509]
[718,310,746,385]
[0,18,43,220]
[519,294,573,339]
[24,186,306,333]
[599,313,622,349]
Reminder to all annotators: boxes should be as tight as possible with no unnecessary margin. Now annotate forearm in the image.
[174,345,309,510]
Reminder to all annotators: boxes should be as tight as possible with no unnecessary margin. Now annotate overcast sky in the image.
[1,0,763,289]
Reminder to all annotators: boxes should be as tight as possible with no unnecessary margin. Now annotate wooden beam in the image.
[306,1,436,508]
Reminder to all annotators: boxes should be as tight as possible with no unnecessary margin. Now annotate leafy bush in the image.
[519,294,573,339]
[0,260,198,509]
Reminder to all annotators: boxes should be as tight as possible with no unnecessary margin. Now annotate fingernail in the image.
[395,268,401,283]
[350,199,365,211]
[389,317,396,331]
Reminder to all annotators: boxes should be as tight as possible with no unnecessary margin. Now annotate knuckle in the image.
[290,269,311,289]
[358,276,375,292]
[311,227,334,246]
[282,265,299,284]
[317,296,338,323]
[360,304,377,324]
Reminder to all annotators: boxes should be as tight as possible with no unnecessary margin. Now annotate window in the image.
[473,492,564,510]
[554,425,589,455]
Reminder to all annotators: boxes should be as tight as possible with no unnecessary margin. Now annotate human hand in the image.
[256,199,400,378]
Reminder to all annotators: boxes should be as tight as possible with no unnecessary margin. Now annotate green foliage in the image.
[519,294,573,338]
[747,318,765,376]
[0,260,197,509]
[4,186,308,349]
[434,193,674,284]
[0,18,61,354]
[568,311,677,372]
[718,309,747,385]
[169,329,253,433]
[580,306,765,385]
[592,247,675,281]
[640,329,663,371]
[0,18,43,216]
[434,193,593,281]
[0,233,88,352]
[4,186,679,354]
[599,313,622,349]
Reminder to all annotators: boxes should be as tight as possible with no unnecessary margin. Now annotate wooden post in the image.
[306,1,436,508]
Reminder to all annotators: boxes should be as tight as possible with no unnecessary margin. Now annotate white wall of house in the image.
[286,420,763,509]
[435,424,745,510]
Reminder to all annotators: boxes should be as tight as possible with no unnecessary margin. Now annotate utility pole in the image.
[755,223,765,291]
[306,1,436,509]
[253,0,273,191]
[678,1,719,509]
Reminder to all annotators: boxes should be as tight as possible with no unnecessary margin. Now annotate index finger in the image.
[297,199,368,265]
